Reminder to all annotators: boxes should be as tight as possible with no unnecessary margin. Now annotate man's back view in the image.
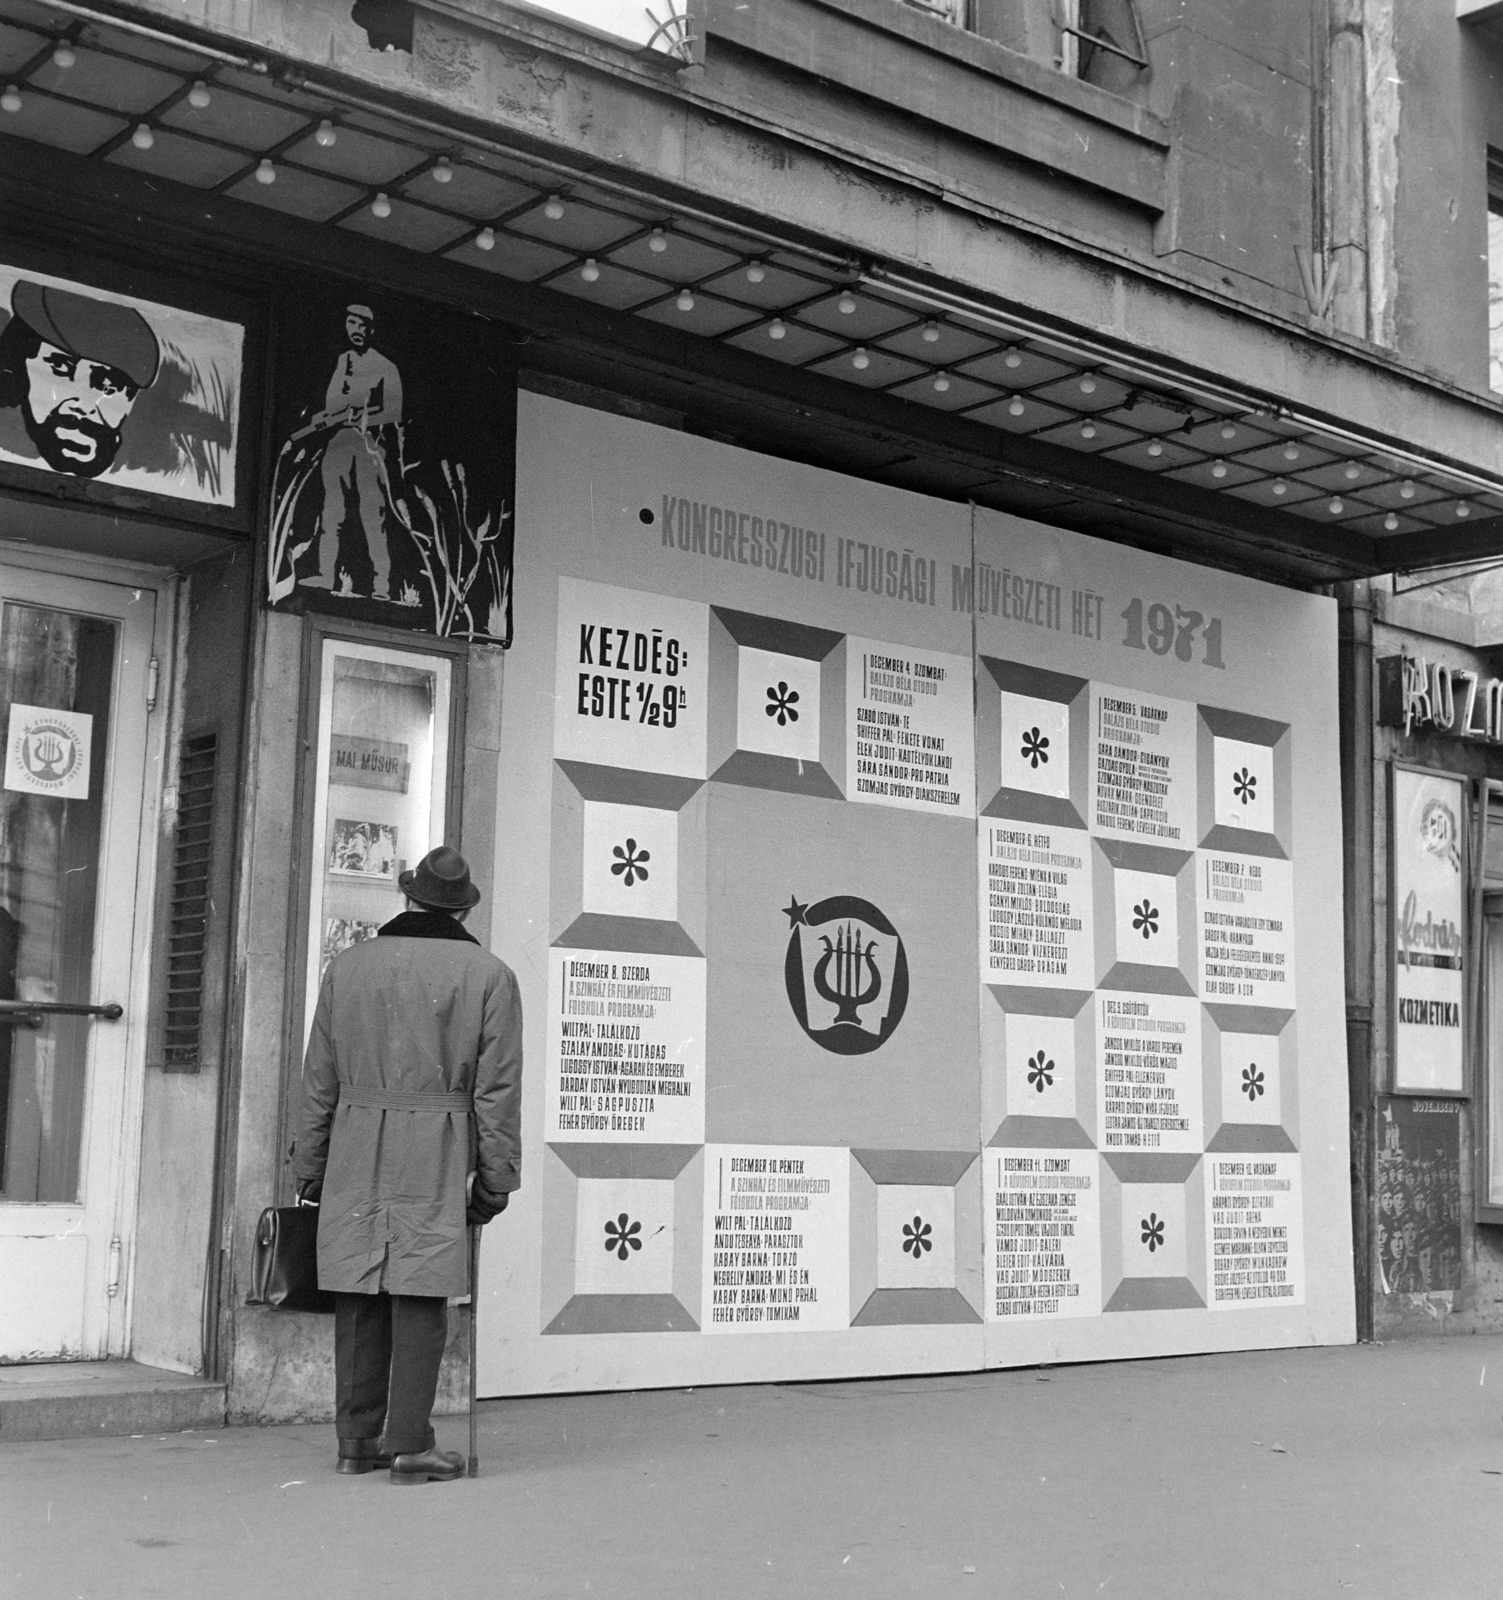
[294,846,521,1484]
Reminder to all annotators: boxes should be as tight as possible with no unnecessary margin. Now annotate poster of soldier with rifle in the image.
[267,292,515,644]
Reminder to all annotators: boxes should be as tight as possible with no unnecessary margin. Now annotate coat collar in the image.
[377,910,479,945]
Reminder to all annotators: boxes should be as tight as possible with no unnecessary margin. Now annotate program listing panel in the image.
[980,822,1093,987]
[845,637,975,817]
[545,948,706,1142]
[985,1151,1101,1321]
[1097,994,1203,1153]
[1090,684,1196,844]
[1196,852,1296,1006]
[1204,1154,1305,1309]
[702,1146,850,1332]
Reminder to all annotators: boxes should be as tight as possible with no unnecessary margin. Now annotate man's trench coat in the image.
[293,918,522,1299]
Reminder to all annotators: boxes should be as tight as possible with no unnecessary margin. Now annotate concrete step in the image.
[0,1359,225,1442]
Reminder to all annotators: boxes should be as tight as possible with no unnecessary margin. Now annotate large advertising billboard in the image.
[482,394,1354,1392]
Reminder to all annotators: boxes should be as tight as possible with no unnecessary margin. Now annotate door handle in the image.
[0,1000,124,1029]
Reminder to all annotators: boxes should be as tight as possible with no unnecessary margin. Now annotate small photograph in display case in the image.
[329,818,399,879]
[322,916,384,978]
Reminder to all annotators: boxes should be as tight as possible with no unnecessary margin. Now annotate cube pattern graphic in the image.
[876,1183,957,1291]
[581,800,679,921]
[998,689,1071,800]
[737,645,822,762]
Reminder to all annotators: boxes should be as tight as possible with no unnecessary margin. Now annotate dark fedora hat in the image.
[399,846,481,910]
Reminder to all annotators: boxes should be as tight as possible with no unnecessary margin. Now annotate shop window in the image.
[1488,152,1503,393]
[1479,792,1503,1220]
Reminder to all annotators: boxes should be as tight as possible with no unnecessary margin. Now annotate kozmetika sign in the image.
[1377,652,1503,741]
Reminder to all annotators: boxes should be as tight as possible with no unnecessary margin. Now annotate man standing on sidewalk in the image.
[293,846,521,1485]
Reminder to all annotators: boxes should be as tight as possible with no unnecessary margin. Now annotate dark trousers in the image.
[333,1292,447,1455]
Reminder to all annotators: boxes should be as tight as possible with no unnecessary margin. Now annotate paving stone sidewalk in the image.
[6,1335,1503,1600]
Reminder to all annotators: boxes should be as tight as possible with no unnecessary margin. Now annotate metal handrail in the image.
[0,1000,123,1028]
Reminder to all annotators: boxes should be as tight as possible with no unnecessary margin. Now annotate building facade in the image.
[1,0,1501,1427]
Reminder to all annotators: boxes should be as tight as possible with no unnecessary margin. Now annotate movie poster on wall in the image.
[266,292,515,643]
[1390,767,1466,1094]
[0,262,243,506]
[482,394,1355,1400]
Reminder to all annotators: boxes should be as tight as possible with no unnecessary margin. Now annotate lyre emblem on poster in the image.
[782,893,909,1055]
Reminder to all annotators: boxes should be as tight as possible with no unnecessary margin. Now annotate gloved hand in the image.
[296,1177,323,1205]
[466,1179,509,1227]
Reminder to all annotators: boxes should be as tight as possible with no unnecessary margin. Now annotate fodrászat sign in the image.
[487,395,1355,1395]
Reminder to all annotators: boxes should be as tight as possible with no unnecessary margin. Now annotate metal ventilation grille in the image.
[163,733,216,1072]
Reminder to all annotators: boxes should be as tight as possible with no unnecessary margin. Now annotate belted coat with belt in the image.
[292,912,523,1299]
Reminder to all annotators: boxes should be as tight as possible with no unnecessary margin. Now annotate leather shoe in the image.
[336,1439,393,1475]
[390,1446,465,1486]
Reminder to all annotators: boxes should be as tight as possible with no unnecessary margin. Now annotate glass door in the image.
[0,563,158,1362]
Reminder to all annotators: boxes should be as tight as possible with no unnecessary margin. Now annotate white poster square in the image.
[704,1145,850,1332]
[1120,1181,1188,1279]
[545,948,706,1143]
[875,1183,956,1290]
[573,1177,676,1296]
[554,577,707,777]
[1098,992,1203,1153]
[5,704,92,800]
[998,689,1071,799]
[986,1151,1101,1321]
[1113,866,1180,968]
[1205,1153,1305,1310]
[1003,1011,1078,1119]
[1198,851,1296,1006]
[980,822,1093,987]
[1220,1031,1282,1126]
[847,637,973,817]
[1090,682,1197,845]
[580,800,678,921]
[1213,736,1276,833]
[736,646,821,761]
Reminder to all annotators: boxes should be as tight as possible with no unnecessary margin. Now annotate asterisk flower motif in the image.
[1232,767,1257,806]
[1020,726,1050,769]
[610,838,650,887]
[1140,1212,1166,1253]
[1132,899,1159,939]
[765,681,800,726]
[1027,1051,1054,1093]
[1242,1064,1265,1101]
[604,1213,642,1261]
[902,1216,933,1257]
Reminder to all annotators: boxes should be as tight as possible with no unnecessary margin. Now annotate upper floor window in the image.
[898,0,1146,82]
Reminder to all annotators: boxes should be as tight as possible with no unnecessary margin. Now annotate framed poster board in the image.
[1390,765,1467,1095]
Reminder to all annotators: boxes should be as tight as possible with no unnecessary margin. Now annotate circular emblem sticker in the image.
[17,720,82,788]
[783,894,909,1056]
[1419,796,1460,871]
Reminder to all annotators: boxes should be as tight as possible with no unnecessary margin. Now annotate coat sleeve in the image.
[292,973,340,1185]
[473,965,523,1196]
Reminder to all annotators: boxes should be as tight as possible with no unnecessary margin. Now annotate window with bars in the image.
[161,733,216,1072]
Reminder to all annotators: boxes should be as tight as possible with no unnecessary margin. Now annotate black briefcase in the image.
[248,1202,337,1314]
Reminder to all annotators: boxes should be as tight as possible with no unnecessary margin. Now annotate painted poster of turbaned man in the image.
[0,264,243,504]
[267,292,515,645]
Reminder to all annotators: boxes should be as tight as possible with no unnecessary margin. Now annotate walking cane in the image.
[468,1223,481,1477]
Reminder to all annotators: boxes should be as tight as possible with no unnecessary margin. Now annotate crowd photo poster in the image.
[1390,766,1467,1094]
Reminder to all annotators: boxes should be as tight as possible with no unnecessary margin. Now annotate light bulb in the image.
[1399,479,1416,499]
[52,43,76,69]
[1271,479,1287,496]
[1211,459,1228,479]
[1079,375,1097,395]
[314,119,337,147]
[933,372,950,393]
[649,227,668,253]
[580,258,600,282]
[432,156,453,183]
[131,123,154,150]
[1282,443,1300,462]
[188,81,212,109]
[475,227,496,251]
[1080,421,1097,440]
[1384,513,1399,531]
[745,260,765,284]
[1457,502,1471,518]
[543,194,564,220]
[1007,395,1025,416]
[1329,497,1344,515]
[1220,423,1236,440]
[255,159,276,184]
[1343,462,1360,480]
[852,347,870,370]
[922,321,941,343]
[675,288,694,312]
[371,192,392,218]
[1146,440,1164,458]
[1,86,22,115]
[838,292,856,314]
[768,319,787,340]
[1003,348,1023,369]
